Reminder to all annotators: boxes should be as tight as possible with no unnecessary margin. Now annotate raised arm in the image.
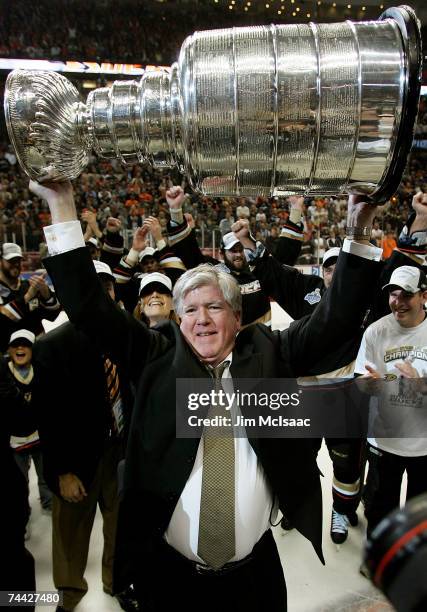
[232,217,322,320]
[274,196,305,265]
[29,180,169,379]
[165,186,207,268]
[283,195,382,376]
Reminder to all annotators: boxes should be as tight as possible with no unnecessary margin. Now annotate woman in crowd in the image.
[133,272,177,328]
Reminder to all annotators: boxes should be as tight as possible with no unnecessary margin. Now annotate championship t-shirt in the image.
[355,313,427,456]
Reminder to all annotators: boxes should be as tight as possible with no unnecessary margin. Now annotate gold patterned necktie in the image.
[197,360,236,570]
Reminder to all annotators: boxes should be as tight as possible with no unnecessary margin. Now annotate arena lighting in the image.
[0,58,170,75]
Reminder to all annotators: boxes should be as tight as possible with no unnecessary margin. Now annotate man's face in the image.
[8,343,32,367]
[1,257,22,281]
[179,284,241,366]
[142,257,159,274]
[389,288,427,328]
[322,263,336,289]
[223,243,246,272]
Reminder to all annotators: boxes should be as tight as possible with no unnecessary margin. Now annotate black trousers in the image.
[365,443,427,536]
[137,529,286,612]
[312,438,364,515]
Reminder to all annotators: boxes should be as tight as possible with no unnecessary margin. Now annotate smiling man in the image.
[174,266,241,365]
[355,265,427,538]
[221,233,247,272]
[218,231,272,327]
[31,178,384,612]
[0,242,60,350]
[386,266,427,328]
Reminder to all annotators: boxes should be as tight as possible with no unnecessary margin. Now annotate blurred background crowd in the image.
[0,119,426,270]
[0,0,426,270]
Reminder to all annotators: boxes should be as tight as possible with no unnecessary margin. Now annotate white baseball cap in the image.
[139,246,157,262]
[9,329,35,345]
[382,265,427,294]
[322,247,341,267]
[139,272,172,296]
[221,232,241,251]
[85,237,99,248]
[2,243,23,260]
[93,260,114,280]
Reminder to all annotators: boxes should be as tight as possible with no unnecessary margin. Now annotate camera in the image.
[364,493,427,612]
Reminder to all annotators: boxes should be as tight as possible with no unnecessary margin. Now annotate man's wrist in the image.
[44,220,85,255]
[245,241,266,263]
[170,208,184,225]
[239,239,256,250]
[155,238,167,250]
[39,290,52,302]
[289,208,303,225]
[345,225,372,241]
[125,248,140,266]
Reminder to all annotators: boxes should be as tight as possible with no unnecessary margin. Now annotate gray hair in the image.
[173,263,242,317]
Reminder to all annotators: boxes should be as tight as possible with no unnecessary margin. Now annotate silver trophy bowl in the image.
[4,5,422,200]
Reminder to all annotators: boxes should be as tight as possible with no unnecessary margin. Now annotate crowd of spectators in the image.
[3,0,423,67]
[0,0,252,67]
[1,135,426,269]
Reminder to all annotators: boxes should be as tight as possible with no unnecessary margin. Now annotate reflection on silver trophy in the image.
[4,5,422,199]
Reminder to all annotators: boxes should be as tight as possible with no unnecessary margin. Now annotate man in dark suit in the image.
[31,179,383,612]
[32,261,137,612]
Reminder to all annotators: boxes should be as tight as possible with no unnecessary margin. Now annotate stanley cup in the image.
[4,5,422,200]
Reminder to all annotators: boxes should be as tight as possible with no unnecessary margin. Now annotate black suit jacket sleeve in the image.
[32,345,77,491]
[252,251,324,319]
[43,248,170,382]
